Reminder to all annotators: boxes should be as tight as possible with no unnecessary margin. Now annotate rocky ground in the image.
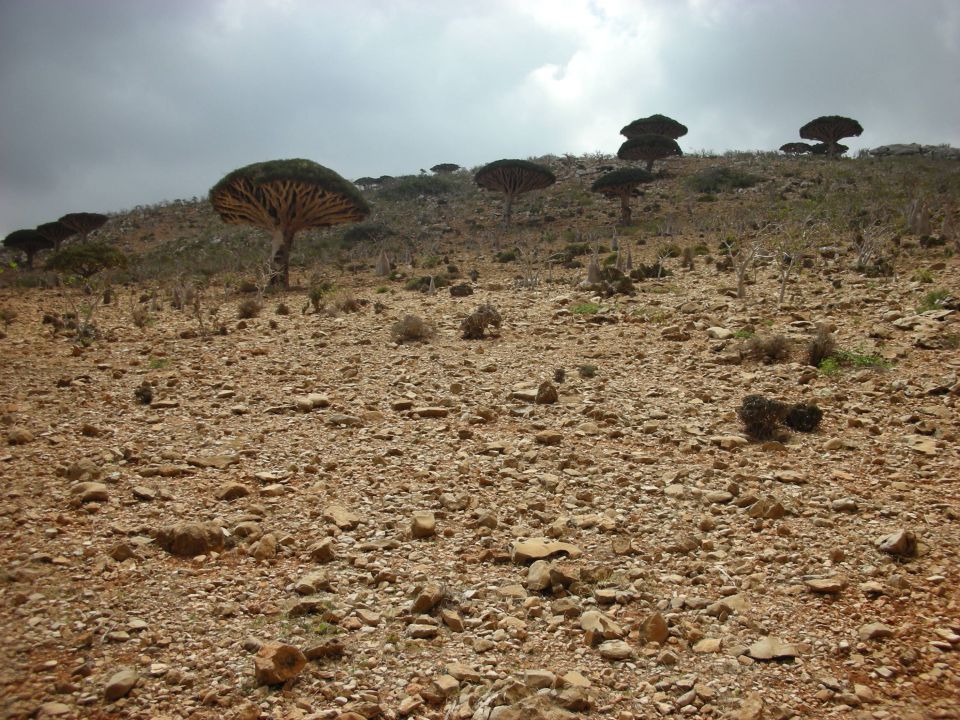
[1,159,959,720]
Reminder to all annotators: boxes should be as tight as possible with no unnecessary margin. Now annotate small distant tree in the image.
[209,159,370,288]
[780,142,813,156]
[590,168,654,225]
[474,159,556,229]
[799,116,862,157]
[773,219,821,307]
[430,163,460,174]
[3,229,53,269]
[58,212,108,242]
[620,114,688,140]
[36,221,77,251]
[618,135,682,172]
[45,241,126,278]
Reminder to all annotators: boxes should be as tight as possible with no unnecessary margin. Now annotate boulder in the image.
[155,521,224,557]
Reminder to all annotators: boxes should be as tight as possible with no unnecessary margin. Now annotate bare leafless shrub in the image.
[237,298,262,319]
[807,326,836,368]
[461,303,502,340]
[391,314,433,343]
[745,334,790,364]
[330,291,361,314]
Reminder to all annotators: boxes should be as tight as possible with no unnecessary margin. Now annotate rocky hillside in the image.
[0,152,958,720]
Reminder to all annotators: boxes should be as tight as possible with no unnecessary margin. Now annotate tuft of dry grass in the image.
[391,314,433,343]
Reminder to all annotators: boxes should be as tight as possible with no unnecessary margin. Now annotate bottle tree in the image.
[590,168,654,225]
[209,159,369,288]
[799,116,862,158]
[620,114,688,140]
[617,135,682,172]
[58,212,108,242]
[474,159,555,229]
[3,229,53,269]
[36,221,77,251]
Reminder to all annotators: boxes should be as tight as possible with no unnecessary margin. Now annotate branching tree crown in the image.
[779,142,813,156]
[474,159,556,229]
[799,116,862,157]
[36,221,77,251]
[590,168,654,225]
[617,135,683,172]
[58,212,108,241]
[209,159,369,288]
[430,163,460,174]
[620,114,688,140]
[3,229,53,269]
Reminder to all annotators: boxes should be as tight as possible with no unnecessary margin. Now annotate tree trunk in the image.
[619,193,632,225]
[270,228,294,288]
[645,159,654,173]
[25,251,35,270]
[503,193,514,229]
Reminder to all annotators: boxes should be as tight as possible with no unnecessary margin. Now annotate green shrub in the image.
[578,364,597,378]
[911,269,933,284]
[376,174,454,201]
[45,242,126,278]
[572,303,601,315]
[495,249,518,263]
[686,167,763,193]
[917,288,950,313]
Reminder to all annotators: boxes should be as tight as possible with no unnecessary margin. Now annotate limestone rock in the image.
[511,538,582,563]
[878,529,918,557]
[104,668,139,702]
[155,522,224,557]
[72,481,108,503]
[859,622,894,641]
[411,511,436,539]
[747,636,798,660]
[323,504,360,530]
[535,381,559,404]
[253,642,306,685]
[597,639,634,660]
[7,426,34,444]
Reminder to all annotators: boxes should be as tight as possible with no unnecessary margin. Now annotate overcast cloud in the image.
[1,0,958,236]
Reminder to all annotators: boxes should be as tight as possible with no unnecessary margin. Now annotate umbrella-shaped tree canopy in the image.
[36,221,77,251]
[811,142,849,156]
[58,212,108,242]
[617,135,683,172]
[620,114,688,140]
[3,229,54,269]
[799,116,862,157]
[430,163,460,174]
[780,142,813,155]
[474,159,556,229]
[210,159,369,288]
[591,168,655,225]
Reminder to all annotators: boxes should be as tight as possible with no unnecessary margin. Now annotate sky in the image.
[1,0,958,237]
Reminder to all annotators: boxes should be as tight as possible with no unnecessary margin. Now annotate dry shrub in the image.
[745,334,790,364]
[461,303,502,340]
[737,394,788,440]
[275,302,291,316]
[784,403,823,432]
[237,298,262,319]
[807,326,836,367]
[391,314,433,343]
[0,306,18,328]
[330,291,361,314]
[131,306,149,329]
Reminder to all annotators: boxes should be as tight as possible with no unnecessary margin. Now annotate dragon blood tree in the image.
[58,212,108,242]
[779,142,813,156]
[36,221,77,251]
[620,114,688,140]
[3,229,53,269]
[799,116,862,158]
[430,163,460,174]
[591,168,654,225]
[209,159,369,288]
[617,135,682,172]
[474,159,555,229]
[811,142,849,156]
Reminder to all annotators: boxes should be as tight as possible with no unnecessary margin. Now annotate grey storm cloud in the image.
[1,0,958,236]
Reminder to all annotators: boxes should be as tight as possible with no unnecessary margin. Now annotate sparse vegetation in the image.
[917,288,950,312]
[685,167,763,193]
[807,326,837,368]
[391,314,433,343]
[460,303,501,339]
[744,334,790,364]
[737,394,788,440]
[237,298,262,319]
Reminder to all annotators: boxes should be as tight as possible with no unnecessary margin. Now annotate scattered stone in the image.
[534,429,563,446]
[253,642,306,685]
[805,577,847,594]
[878,529,918,558]
[597,639,634,660]
[104,668,139,702]
[580,610,623,645]
[294,570,332,595]
[7,426,34,444]
[214,482,250,501]
[511,538,582,563]
[308,538,335,563]
[71,482,108,503]
[323,505,360,530]
[859,622,895,641]
[747,637,798,660]
[411,583,445,613]
[640,612,669,644]
[155,522,224,557]
[411,510,436,538]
